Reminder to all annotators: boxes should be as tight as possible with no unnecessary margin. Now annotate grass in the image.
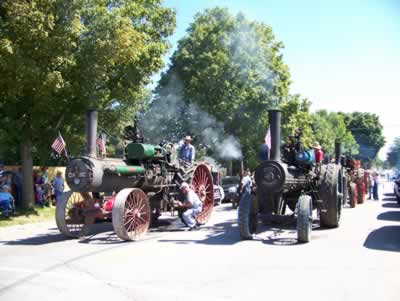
[0,206,55,228]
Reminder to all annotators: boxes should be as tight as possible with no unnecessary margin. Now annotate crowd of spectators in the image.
[0,163,65,217]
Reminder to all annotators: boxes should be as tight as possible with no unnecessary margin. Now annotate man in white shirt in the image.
[178,182,202,230]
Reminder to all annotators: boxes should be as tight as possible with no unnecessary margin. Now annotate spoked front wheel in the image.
[56,191,86,238]
[296,195,312,243]
[112,188,151,241]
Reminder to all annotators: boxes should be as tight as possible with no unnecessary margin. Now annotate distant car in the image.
[213,185,225,205]
[393,177,400,203]
[221,176,241,207]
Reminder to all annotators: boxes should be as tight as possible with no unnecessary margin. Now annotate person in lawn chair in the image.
[0,185,16,217]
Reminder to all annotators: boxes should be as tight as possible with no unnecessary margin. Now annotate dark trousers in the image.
[373,183,378,200]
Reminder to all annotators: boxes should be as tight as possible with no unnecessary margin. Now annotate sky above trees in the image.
[160,0,400,159]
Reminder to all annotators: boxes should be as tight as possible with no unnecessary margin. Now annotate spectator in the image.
[372,172,379,200]
[52,171,65,204]
[178,135,195,165]
[14,167,23,205]
[367,172,373,200]
[177,182,202,230]
[0,185,15,217]
[0,163,4,178]
[33,170,45,207]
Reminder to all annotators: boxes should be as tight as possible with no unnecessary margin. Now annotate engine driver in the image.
[312,142,324,176]
[179,135,195,165]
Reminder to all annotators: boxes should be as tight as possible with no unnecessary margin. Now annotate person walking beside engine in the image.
[179,136,195,164]
[52,171,65,204]
[372,172,379,200]
[241,169,252,195]
[367,172,373,200]
[177,182,202,230]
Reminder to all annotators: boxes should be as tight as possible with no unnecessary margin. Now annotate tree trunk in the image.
[20,140,34,209]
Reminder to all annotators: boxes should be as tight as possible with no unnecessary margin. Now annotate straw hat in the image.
[180,182,190,190]
[184,135,193,141]
[312,142,322,150]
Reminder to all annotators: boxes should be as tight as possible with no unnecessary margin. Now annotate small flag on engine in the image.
[51,132,66,154]
[96,131,106,155]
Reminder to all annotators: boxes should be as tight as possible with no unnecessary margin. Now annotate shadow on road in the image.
[381,197,396,202]
[382,203,399,209]
[4,232,68,245]
[158,219,242,245]
[377,211,400,222]
[3,223,122,246]
[364,226,400,252]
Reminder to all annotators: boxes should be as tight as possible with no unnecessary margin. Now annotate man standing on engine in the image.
[179,135,195,164]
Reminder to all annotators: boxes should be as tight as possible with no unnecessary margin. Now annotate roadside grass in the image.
[0,206,55,228]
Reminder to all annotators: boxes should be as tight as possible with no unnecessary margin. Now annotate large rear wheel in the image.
[183,163,214,224]
[56,191,86,238]
[112,188,151,241]
[318,164,342,228]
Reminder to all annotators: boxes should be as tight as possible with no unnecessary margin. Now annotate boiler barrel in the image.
[255,160,310,193]
[65,157,143,192]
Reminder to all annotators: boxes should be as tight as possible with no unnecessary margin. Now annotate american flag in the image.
[96,132,106,155]
[264,127,271,149]
[51,133,66,154]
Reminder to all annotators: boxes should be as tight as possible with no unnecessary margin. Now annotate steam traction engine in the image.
[56,110,214,241]
[238,110,343,243]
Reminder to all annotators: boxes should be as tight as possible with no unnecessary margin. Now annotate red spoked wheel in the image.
[189,163,214,224]
[357,182,366,204]
[56,191,86,238]
[112,188,151,241]
[349,182,358,208]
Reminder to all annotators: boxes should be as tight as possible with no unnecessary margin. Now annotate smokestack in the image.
[86,109,98,158]
[335,141,342,165]
[268,109,281,161]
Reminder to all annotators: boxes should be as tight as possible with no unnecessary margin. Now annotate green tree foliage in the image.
[0,0,175,208]
[341,112,385,161]
[312,110,358,154]
[280,94,313,147]
[387,137,400,169]
[149,7,291,168]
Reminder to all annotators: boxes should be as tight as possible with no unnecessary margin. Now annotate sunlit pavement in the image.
[0,181,399,301]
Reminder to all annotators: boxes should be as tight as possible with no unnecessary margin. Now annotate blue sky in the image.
[159,0,400,159]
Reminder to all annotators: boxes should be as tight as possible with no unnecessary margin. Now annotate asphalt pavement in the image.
[0,181,399,301]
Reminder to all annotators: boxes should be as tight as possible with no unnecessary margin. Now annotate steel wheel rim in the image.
[191,164,213,223]
[65,192,85,235]
[123,189,150,239]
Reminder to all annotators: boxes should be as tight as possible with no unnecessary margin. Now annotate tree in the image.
[341,112,385,161]
[0,0,175,208]
[387,137,400,169]
[280,94,313,148]
[312,110,358,155]
[149,7,291,168]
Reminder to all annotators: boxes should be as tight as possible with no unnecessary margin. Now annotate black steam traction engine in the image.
[56,110,214,241]
[238,110,343,243]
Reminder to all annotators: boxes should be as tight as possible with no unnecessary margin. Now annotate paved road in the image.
[0,182,399,301]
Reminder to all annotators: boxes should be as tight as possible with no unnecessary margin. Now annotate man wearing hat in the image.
[312,142,324,175]
[179,135,195,164]
[177,182,202,230]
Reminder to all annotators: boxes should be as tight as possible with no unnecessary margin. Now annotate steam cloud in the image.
[142,81,243,160]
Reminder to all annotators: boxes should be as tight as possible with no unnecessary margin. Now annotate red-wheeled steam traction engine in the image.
[55,110,214,241]
[342,158,368,208]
